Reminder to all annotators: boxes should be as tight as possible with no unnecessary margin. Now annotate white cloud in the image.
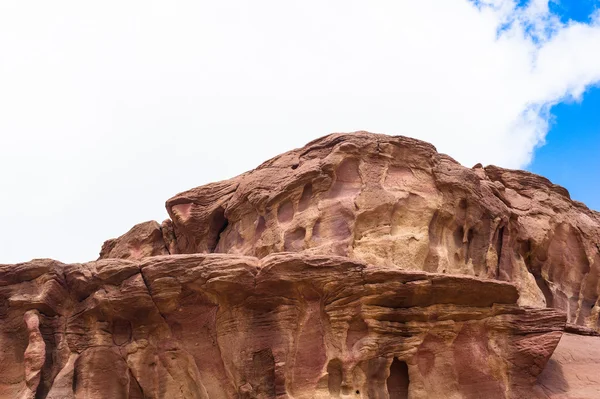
[1,0,599,263]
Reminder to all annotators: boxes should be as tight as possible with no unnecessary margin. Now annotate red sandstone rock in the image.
[22,310,45,399]
[165,132,600,332]
[0,254,566,398]
[2,132,600,398]
[99,221,168,260]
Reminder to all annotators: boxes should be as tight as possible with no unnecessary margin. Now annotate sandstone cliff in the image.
[1,132,599,399]
[162,132,599,331]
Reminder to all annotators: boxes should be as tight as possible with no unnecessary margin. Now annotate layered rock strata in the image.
[152,133,599,331]
[2,131,600,398]
[1,254,565,398]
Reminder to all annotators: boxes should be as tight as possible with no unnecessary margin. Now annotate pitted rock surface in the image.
[1,254,566,398]
[2,132,599,398]
[163,133,600,331]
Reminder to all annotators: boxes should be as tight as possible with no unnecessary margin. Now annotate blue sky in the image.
[549,0,599,23]
[529,86,600,210]
[526,0,600,210]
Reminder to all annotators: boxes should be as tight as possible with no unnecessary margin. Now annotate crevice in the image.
[158,223,172,255]
[327,358,343,396]
[127,368,145,399]
[521,239,534,272]
[454,226,465,248]
[535,276,554,308]
[71,356,79,396]
[495,226,505,278]
[207,207,229,253]
[214,219,229,252]
[465,227,475,264]
[136,266,211,396]
[387,358,409,399]
[138,266,171,328]
[115,343,146,399]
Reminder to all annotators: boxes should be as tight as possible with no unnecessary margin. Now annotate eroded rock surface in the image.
[163,133,600,331]
[1,254,565,398]
[3,132,600,398]
[99,221,169,260]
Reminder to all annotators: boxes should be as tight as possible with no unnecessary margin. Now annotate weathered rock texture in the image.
[162,133,600,331]
[1,132,599,398]
[99,221,169,260]
[0,255,566,398]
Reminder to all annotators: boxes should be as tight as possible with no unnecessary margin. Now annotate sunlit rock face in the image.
[164,132,600,331]
[2,132,599,399]
[0,255,566,399]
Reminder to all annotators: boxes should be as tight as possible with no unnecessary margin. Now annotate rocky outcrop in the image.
[163,133,600,332]
[99,221,169,260]
[3,131,600,398]
[1,254,566,398]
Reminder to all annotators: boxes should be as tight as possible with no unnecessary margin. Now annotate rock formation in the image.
[1,132,599,398]
[161,133,600,330]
